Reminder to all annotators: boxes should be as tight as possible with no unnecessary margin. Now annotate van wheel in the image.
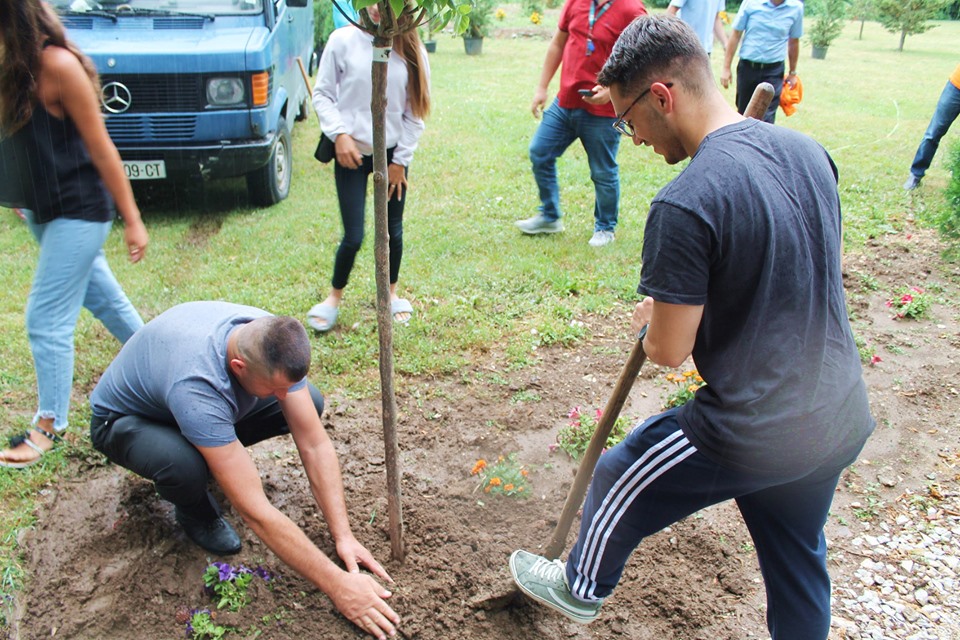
[247,117,292,206]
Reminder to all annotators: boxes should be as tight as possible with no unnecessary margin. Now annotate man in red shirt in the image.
[515,0,646,247]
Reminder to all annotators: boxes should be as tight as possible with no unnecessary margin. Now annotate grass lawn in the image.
[1,13,958,623]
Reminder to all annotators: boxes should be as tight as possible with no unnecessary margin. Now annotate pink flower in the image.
[885,300,893,308]
[870,354,881,365]
[910,287,924,294]
[900,294,913,304]
[567,406,581,420]
[595,408,603,420]
[548,443,559,453]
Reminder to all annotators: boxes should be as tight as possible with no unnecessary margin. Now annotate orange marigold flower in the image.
[484,486,491,493]
[695,375,703,383]
[687,384,699,393]
[504,484,515,492]
[683,370,697,378]
[471,459,487,475]
[489,477,502,486]
[517,486,525,492]
[520,469,529,477]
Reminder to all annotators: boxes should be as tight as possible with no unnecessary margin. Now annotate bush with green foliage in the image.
[314,0,335,48]
[875,0,951,51]
[465,0,496,37]
[806,0,848,47]
[942,141,960,239]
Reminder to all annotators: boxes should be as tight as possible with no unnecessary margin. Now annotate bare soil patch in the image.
[7,226,959,640]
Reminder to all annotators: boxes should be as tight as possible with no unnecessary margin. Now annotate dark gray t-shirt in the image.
[90,301,306,448]
[639,119,874,476]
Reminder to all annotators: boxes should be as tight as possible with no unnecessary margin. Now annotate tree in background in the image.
[875,0,950,50]
[849,0,876,39]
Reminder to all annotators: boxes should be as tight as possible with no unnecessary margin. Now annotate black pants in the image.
[90,384,325,521]
[736,59,784,124]
[331,146,406,290]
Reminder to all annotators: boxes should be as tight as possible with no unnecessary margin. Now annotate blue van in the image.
[54,0,316,206]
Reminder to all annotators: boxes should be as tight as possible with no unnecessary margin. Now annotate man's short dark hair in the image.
[239,316,311,382]
[598,15,711,97]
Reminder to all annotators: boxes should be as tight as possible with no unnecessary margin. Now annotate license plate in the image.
[122,160,167,180]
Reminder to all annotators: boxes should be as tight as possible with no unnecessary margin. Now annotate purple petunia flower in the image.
[254,566,273,582]
[214,561,236,582]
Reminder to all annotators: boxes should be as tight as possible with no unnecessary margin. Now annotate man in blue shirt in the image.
[666,0,728,55]
[720,0,803,123]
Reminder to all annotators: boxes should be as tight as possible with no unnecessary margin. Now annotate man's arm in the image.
[713,14,729,51]
[532,29,569,118]
[720,29,742,89]
[631,297,704,368]
[785,37,799,87]
[279,387,390,577]
[199,420,398,639]
[666,3,679,16]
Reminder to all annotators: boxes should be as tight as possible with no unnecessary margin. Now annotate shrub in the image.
[942,140,960,239]
[555,406,633,460]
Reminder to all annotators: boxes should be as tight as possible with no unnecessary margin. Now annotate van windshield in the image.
[52,0,263,15]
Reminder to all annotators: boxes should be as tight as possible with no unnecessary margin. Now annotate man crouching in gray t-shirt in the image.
[90,301,400,640]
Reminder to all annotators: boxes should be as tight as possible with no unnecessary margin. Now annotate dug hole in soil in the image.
[7,226,960,639]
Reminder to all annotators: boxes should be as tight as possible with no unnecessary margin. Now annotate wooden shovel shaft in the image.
[744,82,775,121]
[544,338,648,560]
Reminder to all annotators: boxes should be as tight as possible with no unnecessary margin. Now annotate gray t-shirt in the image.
[639,119,874,476]
[90,301,306,448]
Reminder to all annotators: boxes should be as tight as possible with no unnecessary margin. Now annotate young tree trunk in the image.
[859,18,865,39]
[899,27,906,51]
[370,32,405,562]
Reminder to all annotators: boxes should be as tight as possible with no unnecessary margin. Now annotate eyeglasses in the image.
[612,82,673,137]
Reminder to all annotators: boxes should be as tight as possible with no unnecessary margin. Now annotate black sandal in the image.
[0,426,62,469]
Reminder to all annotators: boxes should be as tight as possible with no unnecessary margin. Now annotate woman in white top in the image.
[307,5,430,332]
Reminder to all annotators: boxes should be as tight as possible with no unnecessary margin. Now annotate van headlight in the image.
[206,78,245,106]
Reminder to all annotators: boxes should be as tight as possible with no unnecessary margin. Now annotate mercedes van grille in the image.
[99,74,204,112]
[105,115,197,142]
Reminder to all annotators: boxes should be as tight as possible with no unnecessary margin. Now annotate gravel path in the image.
[830,480,960,639]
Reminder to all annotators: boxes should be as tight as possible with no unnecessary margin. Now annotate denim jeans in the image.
[529,99,621,232]
[25,210,143,431]
[910,80,960,178]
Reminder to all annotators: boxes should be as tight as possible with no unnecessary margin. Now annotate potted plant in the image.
[422,15,442,53]
[463,0,495,55]
[807,0,847,60]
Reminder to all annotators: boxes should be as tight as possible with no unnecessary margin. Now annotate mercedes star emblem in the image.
[101,82,132,114]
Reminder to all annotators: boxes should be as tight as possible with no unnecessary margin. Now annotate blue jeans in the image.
[25,210,143,431]
[529,99,621,232]
[566,408,867,640]
[910,80,960,178]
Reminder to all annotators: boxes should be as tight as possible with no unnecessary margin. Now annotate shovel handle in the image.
[544,331,648,560]
[744,82,775,121]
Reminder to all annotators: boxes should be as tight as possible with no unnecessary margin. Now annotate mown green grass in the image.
[1,15,958,623]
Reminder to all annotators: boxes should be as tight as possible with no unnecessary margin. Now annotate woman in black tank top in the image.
[0,0,149,468]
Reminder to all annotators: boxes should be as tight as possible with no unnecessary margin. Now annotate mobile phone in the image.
[578,89,596,97]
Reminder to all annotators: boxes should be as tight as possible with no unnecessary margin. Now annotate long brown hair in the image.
[394,13,430,119]
[0,0,100,134]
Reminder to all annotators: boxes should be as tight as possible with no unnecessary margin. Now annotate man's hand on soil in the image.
[331,571,399,639]
[336,536,394,583]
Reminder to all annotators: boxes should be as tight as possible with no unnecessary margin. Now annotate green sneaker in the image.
[509,549,602,623]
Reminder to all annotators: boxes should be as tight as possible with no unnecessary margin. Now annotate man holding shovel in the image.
[509,16,874,640]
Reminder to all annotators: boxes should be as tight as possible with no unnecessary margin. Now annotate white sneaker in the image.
[588,230,615,247]
[516,215,564,235]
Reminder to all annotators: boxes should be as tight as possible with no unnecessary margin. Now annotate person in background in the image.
[666,0,728,56]
[904,63,960,191]
[720,0,803,123]
[0,0,148,468]
[306,3,430,332]
[510,16,873,639]
[514,0,647,247]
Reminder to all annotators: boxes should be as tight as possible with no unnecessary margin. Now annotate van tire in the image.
[247,117,292,206]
